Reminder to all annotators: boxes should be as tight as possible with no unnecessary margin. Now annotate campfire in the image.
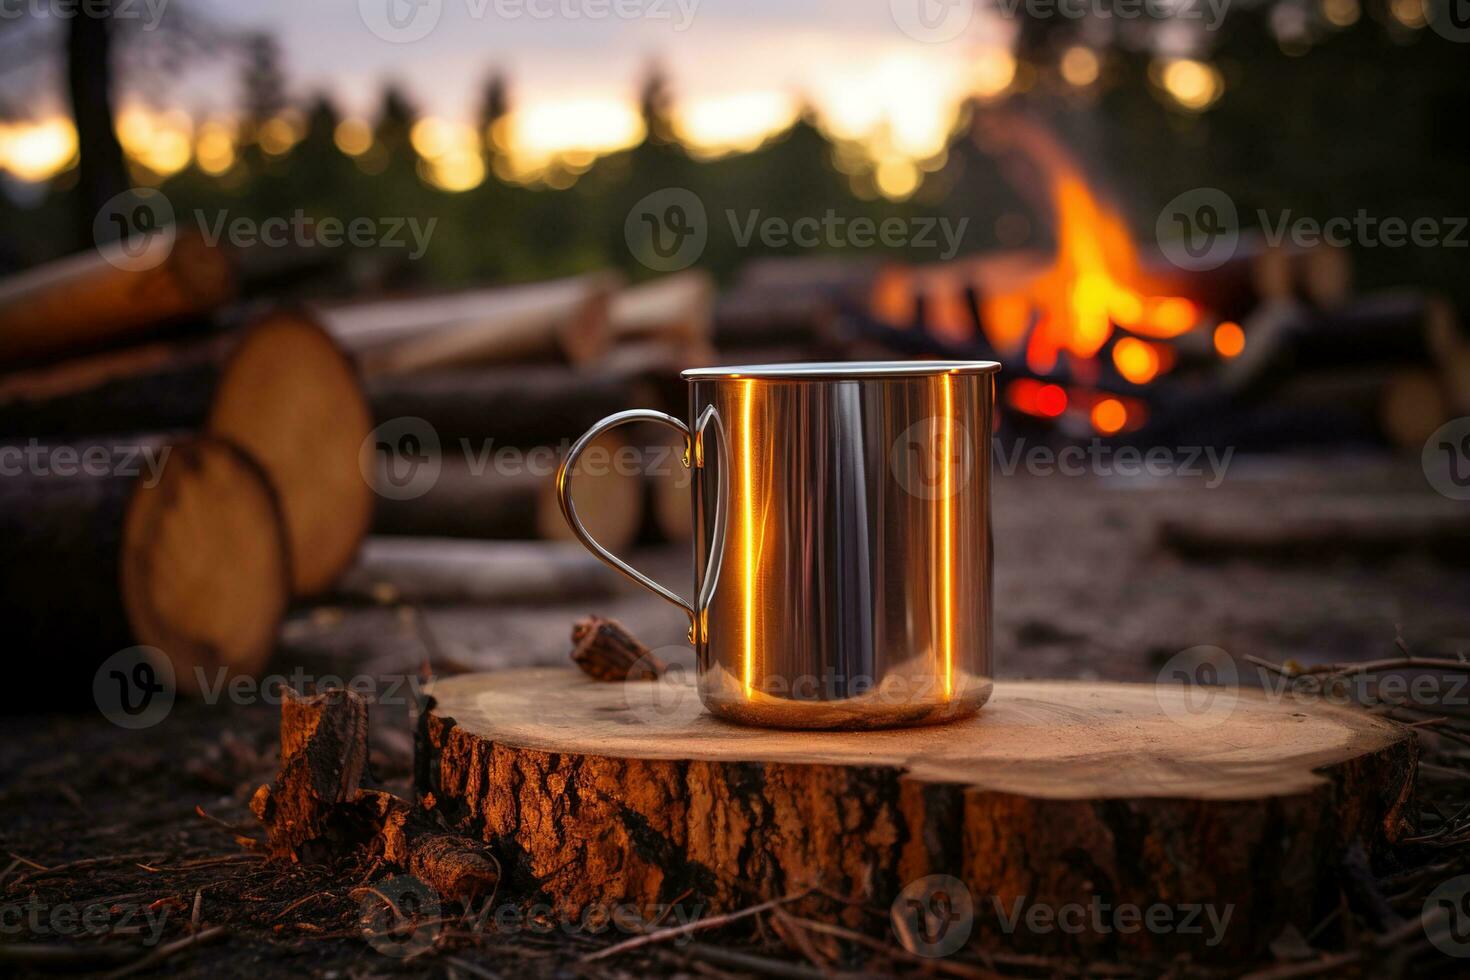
[859,113,1464,449]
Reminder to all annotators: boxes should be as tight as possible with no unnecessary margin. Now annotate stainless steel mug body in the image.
[557,361,997,729]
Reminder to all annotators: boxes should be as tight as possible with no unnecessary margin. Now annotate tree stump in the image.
[420,668,1416,960]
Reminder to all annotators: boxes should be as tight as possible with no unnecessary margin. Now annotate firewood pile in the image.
[0,240,723,698]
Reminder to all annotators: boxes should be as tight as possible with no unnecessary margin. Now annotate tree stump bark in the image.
[420,668,1416,960]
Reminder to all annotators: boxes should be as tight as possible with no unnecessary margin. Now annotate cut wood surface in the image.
[0,232,234,367]
[318,273,618,376]
[422,667,1416,959]
[0,437,289,698]
[331,537,620,605]
[0,310,374,595]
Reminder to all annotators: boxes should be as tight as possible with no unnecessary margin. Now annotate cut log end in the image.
[209,311,374,594]
[122,438,290,693]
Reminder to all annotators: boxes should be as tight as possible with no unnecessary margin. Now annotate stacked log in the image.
[0,232,235,367]
[316,272,620,377]
[0,309,374,595]
[353,274,718,549]
[0,437,289,701]
[1223,292,1466,449]
[715,256,880,354]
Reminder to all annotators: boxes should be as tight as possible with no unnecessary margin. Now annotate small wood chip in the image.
[570,616,665,681]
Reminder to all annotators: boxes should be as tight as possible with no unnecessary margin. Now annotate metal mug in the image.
[555,361,997,729]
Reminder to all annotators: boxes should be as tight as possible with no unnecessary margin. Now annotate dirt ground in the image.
[2,450,1468,978]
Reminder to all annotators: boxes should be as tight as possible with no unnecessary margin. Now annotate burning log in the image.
[0,232,235,368]
[371,432,642,551]
[332,538,620,606]
[318,272,618,377]
[0,436,289,699]
[0,310,374,595]
[251,687,498,902]
[422,668,1415,960]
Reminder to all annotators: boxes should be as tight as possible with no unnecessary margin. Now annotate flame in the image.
[981,162,1199,374]
[955,116,1199,377]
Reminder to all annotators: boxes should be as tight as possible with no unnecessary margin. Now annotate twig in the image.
[445,955,502,979]
[680,943,832,979]
[7,852,166,887]
[782,915,1001,979]
[580,889,812,963]
[0,944,137,968]
[272,890,331,921]
[1240,907,1446,980]
[100,925,229,980]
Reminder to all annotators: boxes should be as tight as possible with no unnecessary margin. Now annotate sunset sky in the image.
[0,0,1229,192]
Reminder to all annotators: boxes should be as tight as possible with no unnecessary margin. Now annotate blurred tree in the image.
[374,84,420,169]
[66,0,128,245]
[478,72,510,159]
[240,32,287,147]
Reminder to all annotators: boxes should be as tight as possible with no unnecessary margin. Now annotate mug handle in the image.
[555,407,728,638]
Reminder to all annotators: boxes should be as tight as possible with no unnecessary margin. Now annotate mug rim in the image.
[681,360,1001,381]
